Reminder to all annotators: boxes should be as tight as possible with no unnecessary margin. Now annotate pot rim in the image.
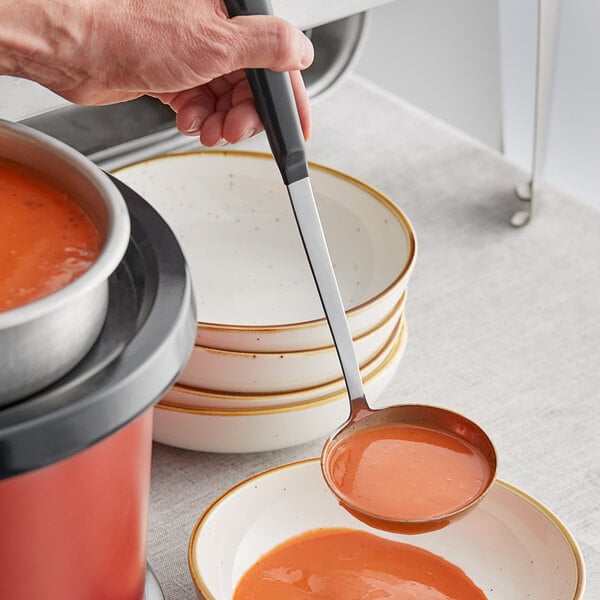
[0,119,130,326]
[0,176,195,479]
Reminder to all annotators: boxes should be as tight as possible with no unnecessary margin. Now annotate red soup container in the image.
[0,175,195,600]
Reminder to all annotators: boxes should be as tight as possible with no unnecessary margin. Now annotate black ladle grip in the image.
[223,0,309,185]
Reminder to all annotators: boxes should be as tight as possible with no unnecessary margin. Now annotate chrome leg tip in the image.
[511,209,531,228]
[515,183,532,202]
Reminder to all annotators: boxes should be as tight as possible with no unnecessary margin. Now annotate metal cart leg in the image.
[512,0,562,227]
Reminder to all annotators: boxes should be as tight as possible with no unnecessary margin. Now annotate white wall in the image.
[355,0,502,150]
[356,0,600,210]
[500,0,600,209]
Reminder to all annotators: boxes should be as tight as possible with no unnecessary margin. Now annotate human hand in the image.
[0,0,313,145]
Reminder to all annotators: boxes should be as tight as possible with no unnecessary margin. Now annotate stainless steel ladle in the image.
[224,0,497,535]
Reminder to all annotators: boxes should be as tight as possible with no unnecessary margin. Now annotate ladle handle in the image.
[285,177,367,406]
[223,0,308,186]
[224,0,367,408]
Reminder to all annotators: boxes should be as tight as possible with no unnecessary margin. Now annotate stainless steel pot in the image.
[0,120,130,406]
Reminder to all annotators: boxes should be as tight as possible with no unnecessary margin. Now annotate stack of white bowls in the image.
[114,151,417,453]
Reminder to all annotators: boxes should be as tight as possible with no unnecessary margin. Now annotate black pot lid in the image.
[0,175,196,479]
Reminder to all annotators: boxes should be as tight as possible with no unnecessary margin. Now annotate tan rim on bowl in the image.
[188,459,586,600]
[188,458,320,600]
[157,315,406,416]
[193,291,406,355]
[114,150,417,335]
[176,292,406,394]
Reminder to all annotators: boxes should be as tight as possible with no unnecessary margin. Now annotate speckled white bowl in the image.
[177,292,405,393]
[188,459,586,600]
[162,314,406,410]
[153,318,407,453]
[113,151,416,352]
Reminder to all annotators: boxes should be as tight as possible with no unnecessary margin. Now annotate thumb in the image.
[225,15,314,73]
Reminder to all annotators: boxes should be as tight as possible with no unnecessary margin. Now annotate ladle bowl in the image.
[321,402,497,534]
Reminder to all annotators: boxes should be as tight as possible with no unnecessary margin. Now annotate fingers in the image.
[200,99,263,146]
[169,71,243,137]
[173,88,217,135]
[169,75,263,146]
[226,15,314,73]
[169,70,311,146]
[222,100,263,143]
[289,70,311,141]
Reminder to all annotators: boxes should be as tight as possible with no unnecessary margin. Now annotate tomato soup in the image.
[233,527,487,599]
[0,162,101,312]
[325,423,491,522]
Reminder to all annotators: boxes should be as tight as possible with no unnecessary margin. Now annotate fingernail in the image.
[239,128,256,142]
[300,34,314,68]
[214,138,228,147]
[182,117,201,135]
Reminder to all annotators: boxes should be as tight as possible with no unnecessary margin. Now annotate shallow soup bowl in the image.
[163,314,406,410]
[177,292,405,393]
[154,319,407,453]
[113,150,417,352]
[188,459,585,600]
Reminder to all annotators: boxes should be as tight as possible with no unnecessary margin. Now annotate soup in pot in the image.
[0,161,101,312]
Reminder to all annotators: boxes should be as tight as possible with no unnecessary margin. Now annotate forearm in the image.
[0,0,179,104]
[0,0,312,142]
[0,0,90,88]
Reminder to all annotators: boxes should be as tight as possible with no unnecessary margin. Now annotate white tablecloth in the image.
[148,74,599,599]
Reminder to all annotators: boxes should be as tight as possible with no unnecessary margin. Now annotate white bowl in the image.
[113,151,416,352]
[153,319,407,453]
[163,314,406,410]
[177,292,405,393]
[189,459,586,600]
